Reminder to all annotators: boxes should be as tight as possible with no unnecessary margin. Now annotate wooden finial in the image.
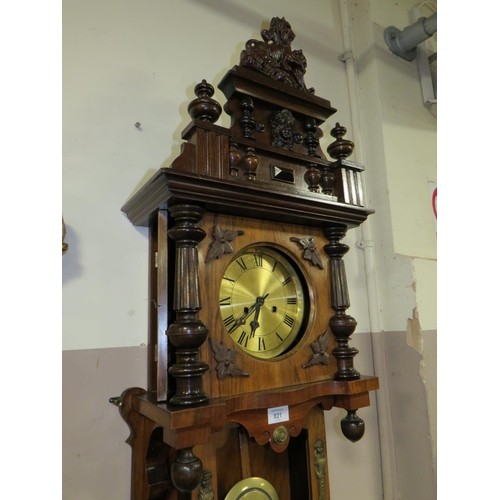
[187,79,222,123]
[327,122,354,161]
[341,410,365,442]
[304,117,320,157]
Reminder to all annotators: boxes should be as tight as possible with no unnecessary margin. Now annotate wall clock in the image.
[219,244,307,359]
[111,16,379,500]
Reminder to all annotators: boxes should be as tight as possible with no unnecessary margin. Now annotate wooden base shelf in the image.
[112,376,378,499]
[116,376,378,448]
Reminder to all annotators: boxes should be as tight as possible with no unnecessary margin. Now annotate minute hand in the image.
[249,304,261,338]
[234,293,269,328]
[249,294,269,338]
[234,302,257,328]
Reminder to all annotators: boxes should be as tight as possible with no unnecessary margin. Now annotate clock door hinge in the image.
[154,252,158,268]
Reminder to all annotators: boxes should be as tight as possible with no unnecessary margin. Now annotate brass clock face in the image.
[219,245,308,359]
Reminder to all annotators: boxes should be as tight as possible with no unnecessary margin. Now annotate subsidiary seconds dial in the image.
[219,245,307,359]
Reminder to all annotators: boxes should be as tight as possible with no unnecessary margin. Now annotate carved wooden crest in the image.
[240,17,315,93]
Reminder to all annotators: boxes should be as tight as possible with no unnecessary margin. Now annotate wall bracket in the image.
[384,13,437,62]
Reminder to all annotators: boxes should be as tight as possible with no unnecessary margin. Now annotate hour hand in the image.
[249,311,260,338]
[234,303,257,327]
[235,294,269,333]
[249,294,268,338]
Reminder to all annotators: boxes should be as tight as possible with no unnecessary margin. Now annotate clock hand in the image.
[235,302,257,327]
[249,294,269,338]
[234,294,270,329]
[250,304,261,338]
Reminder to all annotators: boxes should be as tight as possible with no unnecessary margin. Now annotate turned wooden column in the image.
[323,224,360,381]
[166,204,209,406]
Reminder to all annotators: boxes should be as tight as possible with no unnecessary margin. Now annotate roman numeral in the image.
[258,337,266,351]
[282,277,292,286]
[219,296,231,305]
[286,297,297,305]
[275,332,284,343]
[283,315,294,327]
[236,258,247,271]
[223,315,235,330]
[237,331,249,346]
[272,260,278,272]
[254,254,263,267]
[223,275,235,283]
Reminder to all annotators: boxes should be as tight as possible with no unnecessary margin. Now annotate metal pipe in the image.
[338,1,400,498]
[384,13,437,61]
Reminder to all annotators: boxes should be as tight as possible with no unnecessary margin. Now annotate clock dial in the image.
[219,245,307,359]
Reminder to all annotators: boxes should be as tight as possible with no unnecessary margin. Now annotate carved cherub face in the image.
[272,109,295,137]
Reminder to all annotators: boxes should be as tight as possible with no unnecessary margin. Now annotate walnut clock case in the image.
[110,17,379,500]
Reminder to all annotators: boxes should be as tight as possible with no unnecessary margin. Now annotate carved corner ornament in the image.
[290,236,324,269]
[240,17,315,93]
[62,217,68,255]
[302,331,330,368]
[209,338,249,380]
[206,225,244,262]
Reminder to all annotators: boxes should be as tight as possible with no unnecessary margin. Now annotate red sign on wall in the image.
[432,187,437,219]
[428,181,437,235]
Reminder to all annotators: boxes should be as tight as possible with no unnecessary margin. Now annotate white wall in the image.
[349,1,437,498]
[63,1,383,498]
[62,0,375,351]
[350,0,437,334]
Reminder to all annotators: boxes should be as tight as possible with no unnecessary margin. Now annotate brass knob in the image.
[273,426,288,445]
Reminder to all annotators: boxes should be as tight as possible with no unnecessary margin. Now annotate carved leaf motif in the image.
[210,337,229,363]
[209,338,249,380]
[206,225,244,262]
[290,236,324,269]
[302,331,330,368]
